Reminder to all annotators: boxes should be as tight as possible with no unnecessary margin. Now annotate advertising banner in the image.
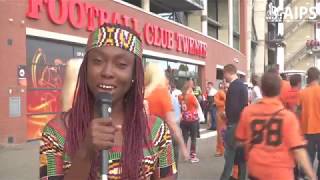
[26,37,84,139]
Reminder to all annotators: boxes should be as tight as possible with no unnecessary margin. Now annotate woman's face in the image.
[87,46,135,104]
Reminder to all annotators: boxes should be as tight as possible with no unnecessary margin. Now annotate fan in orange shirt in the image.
[144,63,189,161]
[178,80,200,163]
[214,82,228,156]
[236,72,315,180]
[298,67,320,178]
[267,66,292,106]
[282,74,302,113]
[280,79,292,105]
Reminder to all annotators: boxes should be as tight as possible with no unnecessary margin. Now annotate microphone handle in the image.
[101,103,111,180]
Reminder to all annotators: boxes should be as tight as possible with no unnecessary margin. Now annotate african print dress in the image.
[40,116,177,180]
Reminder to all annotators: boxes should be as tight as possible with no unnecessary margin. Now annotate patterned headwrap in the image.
[86,23,143,58]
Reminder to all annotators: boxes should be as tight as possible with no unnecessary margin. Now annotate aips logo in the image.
[266,1,318,22]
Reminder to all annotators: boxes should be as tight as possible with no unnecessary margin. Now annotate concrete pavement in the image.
[0,141,39,180]
[178,128,223,180]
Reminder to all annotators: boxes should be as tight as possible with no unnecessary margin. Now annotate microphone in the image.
[96,92,112,180]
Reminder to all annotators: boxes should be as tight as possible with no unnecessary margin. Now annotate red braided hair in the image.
[66,36,148,180]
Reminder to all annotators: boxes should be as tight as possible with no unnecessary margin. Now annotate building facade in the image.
[127,0,250,79]
[284,0,320,71]
[0,0,248,144]
[248,0,320,75]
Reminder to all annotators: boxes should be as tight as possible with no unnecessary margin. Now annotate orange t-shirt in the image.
[299,84,320,134]
[236,98,305,178]
[178,93,198,113]
[146,86,173,120]
[214,90,226,112]
[282,87,300,112]
[279,80,291,105]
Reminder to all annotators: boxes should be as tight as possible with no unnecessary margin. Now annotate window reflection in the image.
[145,58,168,72]
[144,57,199,90]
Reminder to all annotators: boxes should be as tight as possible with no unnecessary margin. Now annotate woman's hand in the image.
[65,118,121,180]
[83,118,121,155]
[181,145,190,161]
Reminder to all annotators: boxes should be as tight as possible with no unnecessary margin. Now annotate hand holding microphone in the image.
[85,118,121,152]
[83,117,121,180]
[82,92,120,180]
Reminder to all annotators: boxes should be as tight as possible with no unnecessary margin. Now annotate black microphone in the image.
[96,92,112,180]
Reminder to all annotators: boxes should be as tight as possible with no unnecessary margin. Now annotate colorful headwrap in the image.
[86,23,143,58]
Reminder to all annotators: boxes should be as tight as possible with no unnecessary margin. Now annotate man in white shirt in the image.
[207,82,217,130]
[251,75,262,103]
[171,85,182,99]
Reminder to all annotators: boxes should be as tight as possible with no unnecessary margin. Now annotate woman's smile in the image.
[97,83,117,94]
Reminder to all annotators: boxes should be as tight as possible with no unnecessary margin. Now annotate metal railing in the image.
[158,12,186,25]
[284,45,307,69]
[284,14,308,39]
[266,32,285,47]
[284,0,299,7]
[284,0,293,7]
[283,0,314,39]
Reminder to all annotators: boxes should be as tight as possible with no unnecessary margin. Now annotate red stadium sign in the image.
[26,0,207,58]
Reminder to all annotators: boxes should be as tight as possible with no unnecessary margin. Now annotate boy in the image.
[282,74,302,112]
[235,72,315,180]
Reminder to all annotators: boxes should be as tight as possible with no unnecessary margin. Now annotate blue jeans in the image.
[305,134,320,178]
[209,106,217,129]
[220,125,246,180]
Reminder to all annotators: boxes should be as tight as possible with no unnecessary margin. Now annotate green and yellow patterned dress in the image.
[40,116,177,180]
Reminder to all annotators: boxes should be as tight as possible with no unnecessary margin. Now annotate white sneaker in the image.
[190,156,200,163]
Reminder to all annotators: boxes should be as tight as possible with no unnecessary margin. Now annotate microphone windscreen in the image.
[95,92,112,105]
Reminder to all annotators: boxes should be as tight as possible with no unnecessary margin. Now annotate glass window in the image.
[122,0,141,8]
[144,57,200,90]
[251,45,257,73]
[268,49,276,66]
[233,36,240,50]
[233,0,239,33]
[216,68,224,80]
[145,58,168,72]
[208,0,218,21]
[158,12,188,26]
[208,24,218,39]
[167,61,199,90]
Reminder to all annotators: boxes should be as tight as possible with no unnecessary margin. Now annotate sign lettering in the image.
[26,0,207,58]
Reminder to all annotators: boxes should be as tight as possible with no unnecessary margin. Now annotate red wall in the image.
[0,0,246,143]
